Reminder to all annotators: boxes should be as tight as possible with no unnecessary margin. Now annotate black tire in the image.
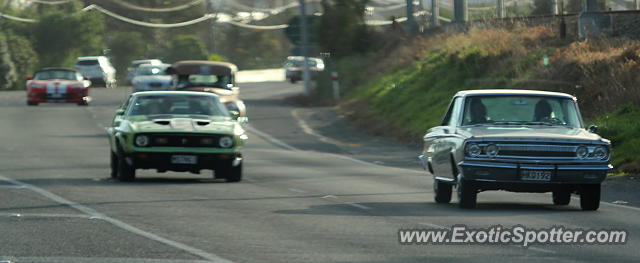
[110,151,118,179]
[434,179,452,203]
[218,162,242,183]
[290,78,296,84]
[116,150,136,182]
[580,184,601,211]
[457,177,477,209]
[77,101,89,106]
[552,190,571,205]
[27,101,38,106]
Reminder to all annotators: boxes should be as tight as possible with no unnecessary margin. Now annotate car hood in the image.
[28,79,82,86]
[126,116,236,134]
[456,126,606,143]
[132,75,172,83]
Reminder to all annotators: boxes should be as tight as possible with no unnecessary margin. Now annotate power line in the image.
[0,12,37,22]
[82,4,215,28]
[108,0,203,13]
[22,0,75,5]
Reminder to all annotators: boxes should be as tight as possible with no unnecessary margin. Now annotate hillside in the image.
[316,24,640,175]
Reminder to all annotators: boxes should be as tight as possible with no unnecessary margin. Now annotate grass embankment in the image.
[316,25,640,175]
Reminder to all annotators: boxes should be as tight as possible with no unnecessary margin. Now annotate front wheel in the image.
[552,190,571,205]
[217,162,242,183]
[457,177,477,209]
[110,151,118,179]
[580,184,601,211]
[27,101,38,106]
[117,151,136,182]
[434,179,452,203]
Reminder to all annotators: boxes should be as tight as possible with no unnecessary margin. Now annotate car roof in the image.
[137,63,170,68]
[455,89,576,100]
[35,68,78,73]
[287,56,322,62]
[132,59,162,64]
[77,56,106,60]
[169,61,238,75]
[132,91,221,98]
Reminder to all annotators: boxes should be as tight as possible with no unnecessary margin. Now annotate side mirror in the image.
[588,125,598,133]
[115,109,125,116]
[229,110,240,120]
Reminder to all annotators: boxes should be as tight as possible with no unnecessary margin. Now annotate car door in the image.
[427,97,463,180]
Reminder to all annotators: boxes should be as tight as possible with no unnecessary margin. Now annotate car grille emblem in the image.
[182,138,188,145]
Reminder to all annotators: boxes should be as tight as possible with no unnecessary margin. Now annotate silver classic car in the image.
[419,90,612,210]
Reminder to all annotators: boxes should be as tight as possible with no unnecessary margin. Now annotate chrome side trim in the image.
[435,176,455,182]
[459,161,612,171]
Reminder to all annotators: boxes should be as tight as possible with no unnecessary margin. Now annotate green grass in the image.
[593,104,640,172]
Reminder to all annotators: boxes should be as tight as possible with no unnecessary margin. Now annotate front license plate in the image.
[48,93,63,98]
[171,155,197,164]
[521,170,552,181]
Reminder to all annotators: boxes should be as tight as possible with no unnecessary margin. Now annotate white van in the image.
[75,56,117,88]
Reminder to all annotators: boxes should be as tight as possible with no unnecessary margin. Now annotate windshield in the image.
[135,66,167,76]
[176,74,232,89]
[461,96,582,128]
[127,95,230,117]
[34,70,81,81]
[76,60,98,66]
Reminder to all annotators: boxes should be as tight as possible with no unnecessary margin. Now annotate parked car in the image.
[26,68,91,106]
[419,89,612,210]
[131,64,171,92]
[166,60,247,118]
[284,56,325,84]
[107,91,248,182]
[126,59,163,84]
[75,56,117,88]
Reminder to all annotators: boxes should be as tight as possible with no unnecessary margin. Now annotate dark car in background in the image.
[167,60,247,118]
[420,90,612,210]
[284,56,325,84]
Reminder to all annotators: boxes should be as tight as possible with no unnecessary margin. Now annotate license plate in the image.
[521,170,552,181]
[171,155,197,164]
[48,93,63,98]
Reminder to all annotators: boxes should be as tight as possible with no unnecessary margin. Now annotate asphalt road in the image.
[0,72,638,262]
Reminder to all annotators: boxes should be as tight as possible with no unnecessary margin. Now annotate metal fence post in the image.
[331,72,340,100]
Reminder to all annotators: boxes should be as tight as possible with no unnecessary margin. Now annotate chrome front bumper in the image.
[458,161,612,184]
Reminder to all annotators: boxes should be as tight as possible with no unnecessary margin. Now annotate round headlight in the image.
[466,143,481,157]
[135,135,150,147]
[576,146,588,159]
[486,144,499,157]
[219,136,234,148]
[593,146,608,160]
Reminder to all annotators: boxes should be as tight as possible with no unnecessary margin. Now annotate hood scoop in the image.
[153,120,171,125]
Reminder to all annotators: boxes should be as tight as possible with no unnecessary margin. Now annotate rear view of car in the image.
[131,64,171,92]
[75,56,117,88]
[284,56,325,84]
[26,68,90,106]
[126,59,163,84]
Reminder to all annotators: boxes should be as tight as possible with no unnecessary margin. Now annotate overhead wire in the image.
[22,0,75,5]
[0,12,38,23]
[109,0,203,13]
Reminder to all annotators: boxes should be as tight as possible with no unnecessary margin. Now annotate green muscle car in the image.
[108,91,248,182]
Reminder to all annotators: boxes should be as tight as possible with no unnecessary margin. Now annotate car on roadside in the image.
[284,56,325,84]
[167,60,247,118]
[126,59,163,84]
[131,64,171,92]
[108,91,248,182]
[26,68,91,106]
[75,56,117,88]
[419,89,612,210]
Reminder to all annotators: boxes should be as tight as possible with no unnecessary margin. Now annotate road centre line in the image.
[344,202,372,210]
[288,188,307,193]
[0,174,233,263]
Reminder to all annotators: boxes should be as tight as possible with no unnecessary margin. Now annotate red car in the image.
[26,68,91,106]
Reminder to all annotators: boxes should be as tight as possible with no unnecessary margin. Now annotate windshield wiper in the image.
[523,121,556,126]
[492,121,524,125]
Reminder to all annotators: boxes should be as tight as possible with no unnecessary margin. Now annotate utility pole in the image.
[406,0,417,34]
[299,0,311,96]
[497,0,505,18]
[553,0,559,15]
[453,0,468,23]
[636,0,640,10]
[584,0,598,11]
[431,0,439,26]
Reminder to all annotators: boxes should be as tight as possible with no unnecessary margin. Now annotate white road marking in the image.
[0,213,93,219]
[344,202,372,210]
[417,222,448,229]
[288,188,307,193]
[321,195,338,199]
[0,174,233,263]
[291,109,359,147]
[570,196,640,213]
[0,185,27,189]
[0,257,213,263]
